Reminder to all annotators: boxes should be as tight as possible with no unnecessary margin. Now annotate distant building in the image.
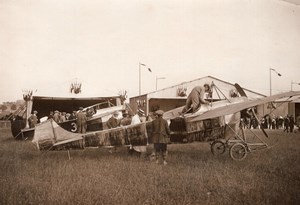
[130,76,265,115]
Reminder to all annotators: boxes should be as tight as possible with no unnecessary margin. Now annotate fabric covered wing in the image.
[32,120,83,150]
[83,123,148,147]
[190,91,300,122]
[32,120,148,150]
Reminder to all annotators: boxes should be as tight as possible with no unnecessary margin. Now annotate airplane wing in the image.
[53,136,83,147]
[32,120,84,150]
[87,106,124,121]
[32,119,148,150]
[163,96,248,121]
[190,91,300,122]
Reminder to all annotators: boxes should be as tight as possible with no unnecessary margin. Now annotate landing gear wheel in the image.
[211,140,226,155]
[230,143,247,161]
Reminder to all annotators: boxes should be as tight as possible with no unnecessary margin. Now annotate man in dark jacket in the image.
[151,110,171,165]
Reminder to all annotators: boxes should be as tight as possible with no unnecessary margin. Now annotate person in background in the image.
[76,107,87,133]
[106,110,121,153]
[65,113,71,120]
[151,110,171,165]
[289,115,295,133]
[47,111,54,120]
[267,115,272,129]
[131,109,146,124]
[296,113,300,132]
[86,108,95,119]
[146,112,155,122]
[28,110,38,128]
[120,111,132,126]
[181,84,210,114]
[130,109,147,156]
[275,116,279,129]
[107,111,121,129]
[277,116,284,129]
[60,112,66,122]
[283,115,290,133]
[53,110,60,123]
[271,117,276,129]
[69,110,77,120]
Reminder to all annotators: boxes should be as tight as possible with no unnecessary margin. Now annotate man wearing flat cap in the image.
[151,110,171,165]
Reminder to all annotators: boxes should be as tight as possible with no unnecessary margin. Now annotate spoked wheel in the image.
[211,140,226,155]
[229,142,247,161]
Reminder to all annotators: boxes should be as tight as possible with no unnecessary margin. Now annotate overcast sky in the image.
[0,0,299,102]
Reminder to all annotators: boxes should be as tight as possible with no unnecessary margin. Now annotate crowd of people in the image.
[46,110,77,123]
[240,114,300,133]
[27,108,85,128]
[88,107,171,165]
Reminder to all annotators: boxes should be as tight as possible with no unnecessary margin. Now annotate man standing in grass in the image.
[151,110,171,165]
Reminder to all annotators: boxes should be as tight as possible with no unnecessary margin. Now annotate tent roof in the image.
[33,95,120,101]
[30,95,121,118]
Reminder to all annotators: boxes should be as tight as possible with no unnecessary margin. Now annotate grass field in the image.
[0,128,299,205]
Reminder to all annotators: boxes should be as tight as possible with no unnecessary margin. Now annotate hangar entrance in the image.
[148,98,186,113]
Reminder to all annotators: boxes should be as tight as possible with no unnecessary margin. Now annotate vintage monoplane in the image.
[30,82,300,161]
[166,89,300,160]
[11,94,127,140]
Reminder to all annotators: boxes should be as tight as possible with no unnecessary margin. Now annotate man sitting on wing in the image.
[181,84,211,114]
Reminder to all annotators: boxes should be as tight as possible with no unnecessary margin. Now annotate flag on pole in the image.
[148,68,152,72]
[140,63,146,66]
